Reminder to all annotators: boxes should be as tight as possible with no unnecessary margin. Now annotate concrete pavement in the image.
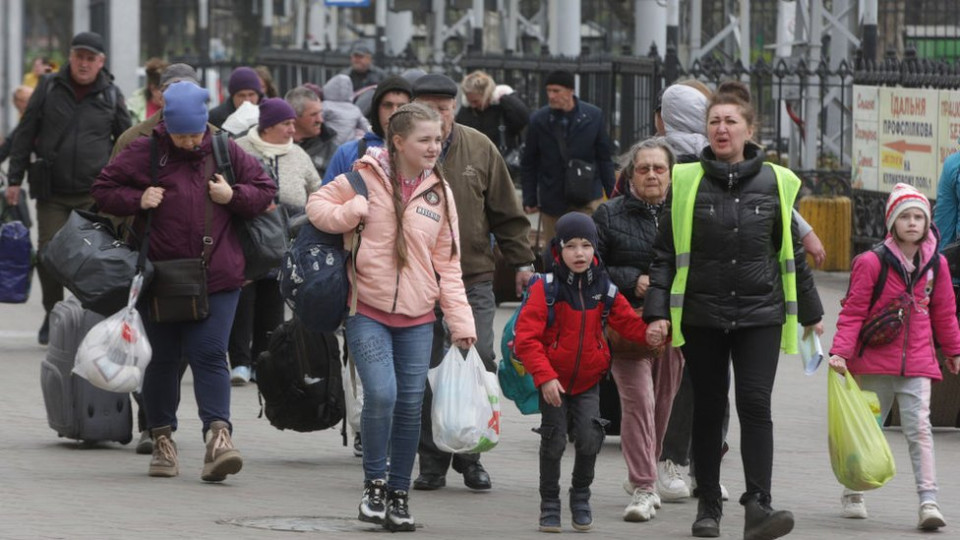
[1,268,959,539]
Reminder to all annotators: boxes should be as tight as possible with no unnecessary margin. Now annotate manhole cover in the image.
[219,515,383,533]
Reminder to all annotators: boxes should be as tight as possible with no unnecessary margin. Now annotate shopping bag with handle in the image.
[428,346,501,453]
[827,370,896,491]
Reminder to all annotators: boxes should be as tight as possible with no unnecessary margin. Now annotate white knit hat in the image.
[884,183,930,232]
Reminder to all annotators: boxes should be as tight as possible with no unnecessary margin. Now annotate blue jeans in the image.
[345,313,434,492]
[141,289,240,438]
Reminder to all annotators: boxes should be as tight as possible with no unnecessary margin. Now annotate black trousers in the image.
[538,383,604,500]
[227,278,284,369]
[681,324,781,504]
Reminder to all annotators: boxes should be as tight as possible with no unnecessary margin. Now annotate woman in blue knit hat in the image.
[92,81,277,483]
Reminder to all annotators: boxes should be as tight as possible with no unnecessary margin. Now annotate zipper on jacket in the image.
[391,272,401,313]
[568,280,587,392]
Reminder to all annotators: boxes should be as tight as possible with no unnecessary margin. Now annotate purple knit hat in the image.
[228,67,263,97]
[259,98,297,130]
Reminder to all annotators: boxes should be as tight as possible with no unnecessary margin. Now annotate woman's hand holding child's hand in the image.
[541,379,565,407]
[828,354,848,375]
[646,320,669,347]
[946,356,960,375]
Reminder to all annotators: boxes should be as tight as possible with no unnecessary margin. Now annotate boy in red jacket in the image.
[513,212,654,533]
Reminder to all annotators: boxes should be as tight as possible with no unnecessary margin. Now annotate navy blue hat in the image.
[555,212,598,248]
[163,82,210,134]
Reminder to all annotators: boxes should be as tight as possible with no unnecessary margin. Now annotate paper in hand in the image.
[798,324,823,375]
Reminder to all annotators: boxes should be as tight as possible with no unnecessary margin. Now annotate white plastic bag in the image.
[428,346,501,453]
[74,274,152,393]
[222,100,259,136]
[798,323,824,375]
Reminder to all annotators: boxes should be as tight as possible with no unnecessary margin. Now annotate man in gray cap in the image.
[111,63,202,158]
[342,42,385,91]
[5,30,131,346]
[412,73,536,492]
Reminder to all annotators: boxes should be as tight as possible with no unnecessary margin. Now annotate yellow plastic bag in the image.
[827,370,896,491]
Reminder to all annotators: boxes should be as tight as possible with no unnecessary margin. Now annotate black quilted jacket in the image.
[643,144,823,329]
[593,189,661,308]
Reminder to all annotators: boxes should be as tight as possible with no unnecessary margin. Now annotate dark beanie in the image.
[555,212,598,248]
[368,75,413,138]
[259,98,297,130]
[544,69,575,90]
[228,67,263,97]
[163,82,210,134]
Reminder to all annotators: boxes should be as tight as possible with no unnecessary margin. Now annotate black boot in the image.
[539,498,561,533]
[692,496,722,537]
[743,494,794,540]
[569,487,592,531]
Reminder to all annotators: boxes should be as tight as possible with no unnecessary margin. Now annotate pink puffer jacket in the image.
[305,154,476,342]
[830,236,960,381]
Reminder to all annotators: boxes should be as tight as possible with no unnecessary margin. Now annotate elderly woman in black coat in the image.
[593,137,685,523]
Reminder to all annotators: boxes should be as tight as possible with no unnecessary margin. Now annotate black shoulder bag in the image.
[143,136,212,323]
[553,121,596,207]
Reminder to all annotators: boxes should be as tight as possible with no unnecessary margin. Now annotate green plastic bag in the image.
[827,370,896,491]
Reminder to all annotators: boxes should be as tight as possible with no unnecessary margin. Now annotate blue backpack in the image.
[279,171,367,333]
[499,273,617,415]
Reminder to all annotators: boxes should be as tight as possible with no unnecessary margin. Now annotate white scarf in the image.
[244,128,294,159]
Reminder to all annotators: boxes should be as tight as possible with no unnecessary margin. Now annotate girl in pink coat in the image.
[306,102,476,532]
[829,183,960,531]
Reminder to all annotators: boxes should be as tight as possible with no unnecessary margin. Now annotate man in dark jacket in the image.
[341,43,385,92]
[208,66,263,128]
[521,69,615,242]
[286,86,338,178]
[4,31,132,345]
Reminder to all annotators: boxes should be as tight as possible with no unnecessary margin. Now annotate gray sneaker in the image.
[136,430,153,455]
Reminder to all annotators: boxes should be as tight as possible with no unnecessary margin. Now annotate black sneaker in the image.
[384,490,416,532]
[353,433,363,457]
[358,479,387,524]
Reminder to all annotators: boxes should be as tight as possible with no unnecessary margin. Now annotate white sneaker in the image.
[918,502,946,530]
[688,476,729,501]
[656,460,690,502]
[624,489,658,522]
[230,366,251,386]
[623,477,661,508]
[841,490,868,519]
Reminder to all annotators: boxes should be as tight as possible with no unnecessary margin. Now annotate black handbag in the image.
[41,209,153,316]
[211,131,288,280]
[142,136,211,323]
[554,127,597,207]
[27,159,53,200]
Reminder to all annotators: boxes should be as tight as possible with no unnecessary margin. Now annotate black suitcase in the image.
[39,296,133,444]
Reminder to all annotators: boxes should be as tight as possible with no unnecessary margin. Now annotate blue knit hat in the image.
[163,81,210,134]
[228,67,263,97]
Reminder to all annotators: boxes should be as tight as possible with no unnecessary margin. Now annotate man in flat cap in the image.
[5,31,131,345]
[411,73,536,492]
[521,69,615,241]
[342,42,385,92]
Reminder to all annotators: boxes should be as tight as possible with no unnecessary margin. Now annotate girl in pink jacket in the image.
[306,102,476,532]
[829,183,960,531]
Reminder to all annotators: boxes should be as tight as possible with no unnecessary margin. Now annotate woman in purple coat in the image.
[92,81,275,482]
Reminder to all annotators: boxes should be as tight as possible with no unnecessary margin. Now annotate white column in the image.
[433,0,445,65]
[307,0,326,50]
[109,0,139,97]
[554,0,580,57]
[804,0,823,170]
[74,0,91,34]
[504,0,519,53]
[690,0,702,61]
[635,0,667,56]
[2,0,24,135]
[739,0,750,67]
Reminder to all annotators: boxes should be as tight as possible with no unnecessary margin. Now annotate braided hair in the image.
[385,102,459,269]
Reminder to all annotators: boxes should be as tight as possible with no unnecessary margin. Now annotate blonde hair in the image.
[385,102,459,268]
[460,70,495,108]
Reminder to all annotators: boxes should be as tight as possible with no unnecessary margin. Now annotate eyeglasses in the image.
[634,164,668,175]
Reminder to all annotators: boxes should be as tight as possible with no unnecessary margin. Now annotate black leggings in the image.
[681,324,782,504]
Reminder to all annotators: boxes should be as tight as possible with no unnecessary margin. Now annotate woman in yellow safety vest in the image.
[642,80,824,540]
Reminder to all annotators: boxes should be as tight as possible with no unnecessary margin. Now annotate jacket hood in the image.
[665,131,709,157]
[322,74,355,103]
[883,222,941,276]
[662,85,708,136]
[367,75,413,138]
[700,142,765,186]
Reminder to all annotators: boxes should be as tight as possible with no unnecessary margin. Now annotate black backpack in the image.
[255,318,345,432]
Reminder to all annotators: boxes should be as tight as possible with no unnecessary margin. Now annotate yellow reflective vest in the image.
[668,162,801,354]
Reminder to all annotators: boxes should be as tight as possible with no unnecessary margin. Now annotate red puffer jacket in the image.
[513,263,651,395]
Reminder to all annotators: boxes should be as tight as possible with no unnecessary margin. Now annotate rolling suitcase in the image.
[39,296,133,444]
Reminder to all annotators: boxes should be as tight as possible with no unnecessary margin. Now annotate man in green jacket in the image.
[412,74,536,491]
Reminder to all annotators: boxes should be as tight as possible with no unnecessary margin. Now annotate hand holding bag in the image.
[429,346,502,453]
[143,136,211,323]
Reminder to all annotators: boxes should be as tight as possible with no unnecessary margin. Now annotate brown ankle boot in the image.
[201,420,242,482]
[148,426,178,478]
